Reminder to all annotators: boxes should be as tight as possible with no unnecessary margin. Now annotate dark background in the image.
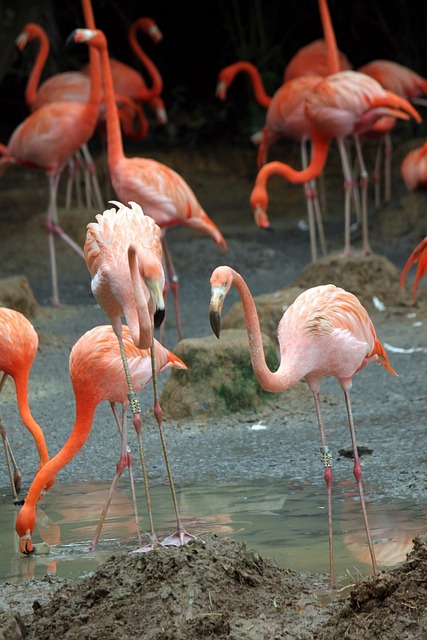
[1,0,427,145]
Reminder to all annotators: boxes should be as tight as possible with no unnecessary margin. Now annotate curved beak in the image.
[146,279,165,324]
[209,287,225,338]
[20,531,35,555]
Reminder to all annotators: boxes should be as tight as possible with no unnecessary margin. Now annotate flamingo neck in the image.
[229,270,304,393]
[81,0,96,30]
[21,399,96,515]
[318,0,340,74]
[14,376,50,467]
[127,246,153,349]
[231,62,272,108]
[25,28,49,109]
[99,41,126,165]
[129,22,163,99]
[256,131,330,187]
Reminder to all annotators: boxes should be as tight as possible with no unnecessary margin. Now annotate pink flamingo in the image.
[75,27,227,341]
[0,307,53,501]
[358,59,427,205]
[15,324,187,554]
[0,21,105,306]
[284,38,352,82]
[256,74,327,262]
[209,266,397,587]
[84,199,196,549]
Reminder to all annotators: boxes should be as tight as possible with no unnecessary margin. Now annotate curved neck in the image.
[22,398,96,513]
[257,131,330,186]
[126,246,153,349]
[25,28,49,109]
[98,39,125,165]
[14,375,50,467]
[230,270,303,392]
[230,62,272,108]
[129,21,163,98]
[81,0,96,29]
[318,0,340,74]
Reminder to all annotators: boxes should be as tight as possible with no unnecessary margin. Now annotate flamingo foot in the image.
[161,528,199,547]
[131,538,168,554]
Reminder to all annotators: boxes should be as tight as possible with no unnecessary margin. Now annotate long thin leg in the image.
[312,390,335,588]
[110,402,142,546]
[149,334,196,547]
[353,135,371,255]
[85,402,134,551]
[384,132,392,203]
[301,141,318,262]
[343,389,378,576]
[373,139,383,209]
[337,138,355,257]
[161,236,183,342]
[80,143,104,210]
[304,140,327,257]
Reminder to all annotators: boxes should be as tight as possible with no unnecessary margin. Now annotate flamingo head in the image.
[209,265,234,338]
[250,185,271,229]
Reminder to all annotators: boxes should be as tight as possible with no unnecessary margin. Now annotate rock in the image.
[0,275,38,317]
[289,251,412,308]
[160,329,279,419]
[0,612,26,640]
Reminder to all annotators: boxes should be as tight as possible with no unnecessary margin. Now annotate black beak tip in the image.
[154,308,165,329]
[209,310,221,339]
[65,31,76,49]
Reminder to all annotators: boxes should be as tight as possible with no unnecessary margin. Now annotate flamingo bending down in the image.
[84,200,195,549]
[15,324,187,554]
[73,28,227,341]
[0,308,54,501]
[250,70,422,256]
[256,74,327,262]
[209,267,397,587]
[399,237,427,303]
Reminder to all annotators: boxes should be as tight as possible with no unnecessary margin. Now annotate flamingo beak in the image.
[20,531,35,555]
[146,279,165,323]
[209,286,226,338]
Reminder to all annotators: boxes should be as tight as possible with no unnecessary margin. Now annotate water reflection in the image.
[1,478,425,584]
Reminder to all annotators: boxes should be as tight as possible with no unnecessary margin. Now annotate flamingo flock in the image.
[0,0,425,591]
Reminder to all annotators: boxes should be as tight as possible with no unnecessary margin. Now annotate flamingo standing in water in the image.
[15,324,187,554]
[209,266,397,587]
[72,27,227,341]
[0,308,53,501]
[84,199,196,549]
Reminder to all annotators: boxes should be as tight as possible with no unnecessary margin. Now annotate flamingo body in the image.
[15,324,186,553]
[284,38,352,82]
[210,267,396,586]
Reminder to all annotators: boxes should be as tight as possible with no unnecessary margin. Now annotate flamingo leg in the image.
[337,138,355,256]
[301,141,318,262]
[373,138,383,209]
[343,389,378,576]
[80,143,104,210]
[302,139,328,259]
[85,401,137,551]
[383,132,392,203]
[146,334,196,548]
[110,402,142,546]
[354,135,372,255]
[161,236,184,342]
[312,390,335,588]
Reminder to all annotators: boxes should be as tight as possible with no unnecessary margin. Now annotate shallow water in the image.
[1,478,425,584]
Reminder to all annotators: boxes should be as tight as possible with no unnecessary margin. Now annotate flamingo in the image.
[399,237,427,303]
[358,59,427,205]
[0,20,105,307]
[73,27,227,341]
[401,139,427,191]
[84,199,196,549]
[15,21,104,212]
[15,324,187,554]
[0,307,53,501]
[256,74,327,262]
[250,72,422,256]
[284,38,352,82]
[209,267,397,587]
